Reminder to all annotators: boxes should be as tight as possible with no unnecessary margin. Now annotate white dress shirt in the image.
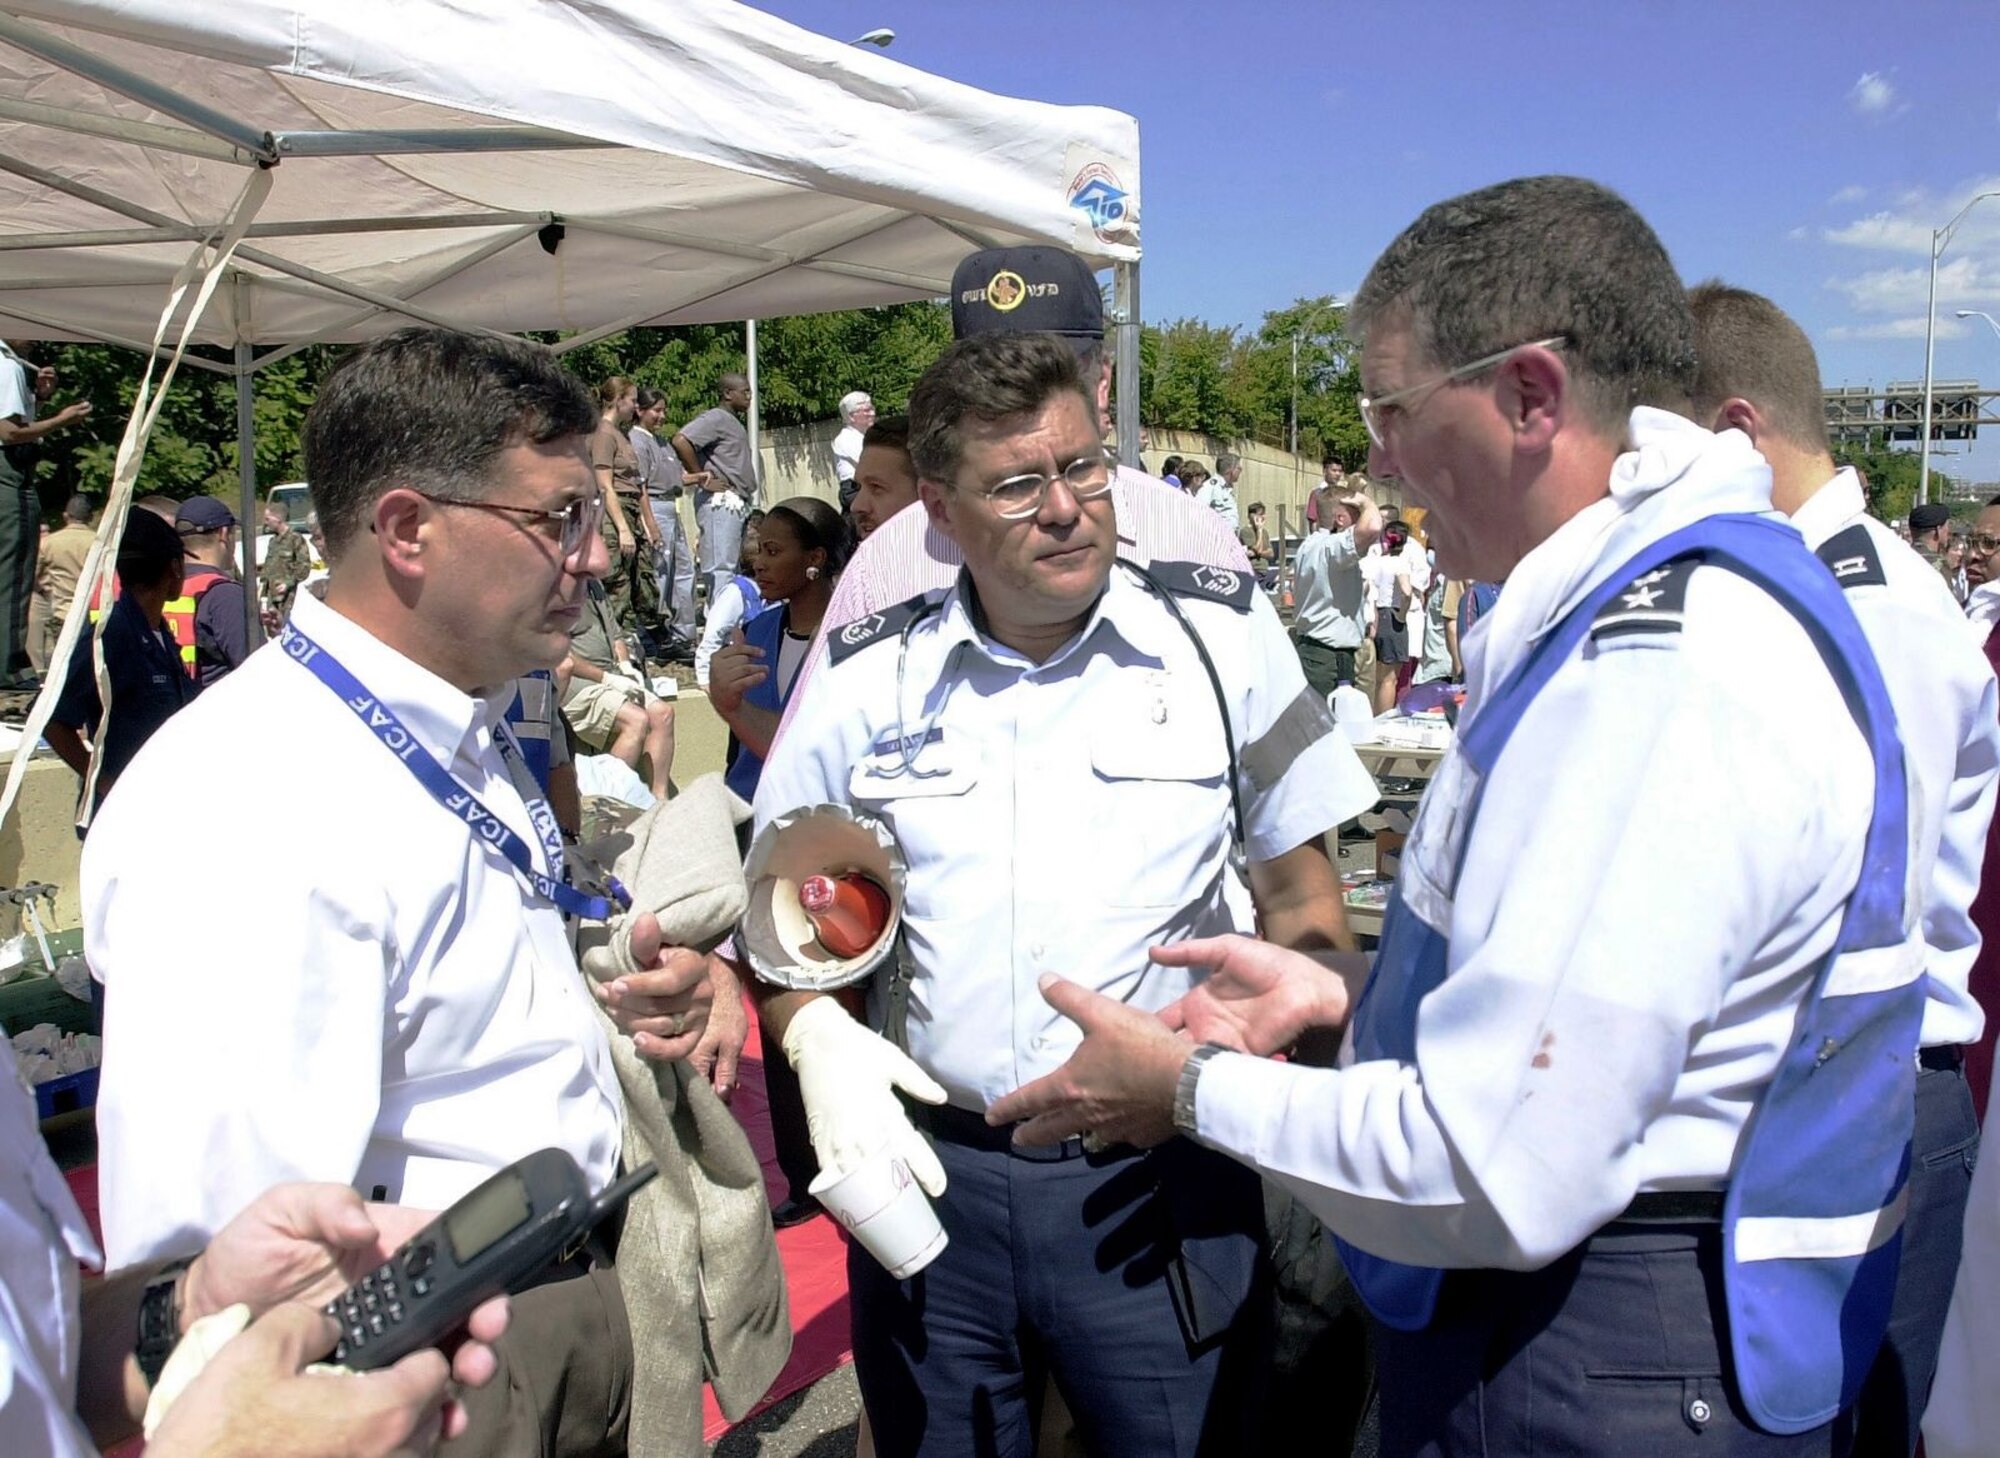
[1195,410,1880,1271]
[756,565,1377,1110]
[89,591,623,1265]
[831,424,864,485]
[1790,465,1995,1048]
[0,1040,100,1458]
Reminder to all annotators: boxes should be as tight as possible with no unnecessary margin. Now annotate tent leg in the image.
[1113,262,1141,469]
[234,341,257,647]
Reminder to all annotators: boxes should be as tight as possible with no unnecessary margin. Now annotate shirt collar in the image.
[931,560,1171,671]
[1787,466,1865,551]
[287,591,493,765]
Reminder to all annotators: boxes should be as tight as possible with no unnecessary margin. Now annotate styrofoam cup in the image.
[809,1148,947,1279]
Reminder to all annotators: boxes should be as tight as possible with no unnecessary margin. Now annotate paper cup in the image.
[809,1149,947,1280]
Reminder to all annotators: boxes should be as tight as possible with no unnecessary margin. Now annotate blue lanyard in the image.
[279,622,627,921]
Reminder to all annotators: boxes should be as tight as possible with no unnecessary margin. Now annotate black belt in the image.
[1607,1191,1726,1226]
[913,1101,1139,1164]
[1921,1045,1965,1073]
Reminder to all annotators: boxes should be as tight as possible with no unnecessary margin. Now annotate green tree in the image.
[1832,443,1963,528]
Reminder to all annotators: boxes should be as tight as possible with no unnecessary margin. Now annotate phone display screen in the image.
[445,1171,531,1263]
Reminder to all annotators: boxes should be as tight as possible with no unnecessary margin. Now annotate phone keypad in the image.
[327,1240,436,1364]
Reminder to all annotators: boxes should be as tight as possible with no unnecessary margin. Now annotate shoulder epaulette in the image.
[1590,555,1698,642]
[1815,523,1887,591]
[827,592,936,665]
[1144,559,1256,612]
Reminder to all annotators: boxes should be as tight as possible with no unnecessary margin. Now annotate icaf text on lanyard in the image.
[278,622,625,921]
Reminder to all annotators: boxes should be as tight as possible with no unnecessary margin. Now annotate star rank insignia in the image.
[1590,556,1698,643]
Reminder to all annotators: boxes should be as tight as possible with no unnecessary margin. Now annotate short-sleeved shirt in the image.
[1292,527,1369,649]
[590,420,644,501]
[188,566,255,688]
[676,407,758,500]
[568,581,624,673]
[53,591,196,808]
[0,343,34,424]
[629,426,685,498]
[832,425,864,484]
[754,563,1379,1109]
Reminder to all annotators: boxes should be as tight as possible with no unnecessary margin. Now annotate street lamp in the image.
[850,28,896,47]
[1957,308,2000,342]
[1919,191,2000,505]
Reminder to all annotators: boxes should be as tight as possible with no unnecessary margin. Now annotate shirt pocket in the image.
[848,754,982,916]
[1089,705,1232,909]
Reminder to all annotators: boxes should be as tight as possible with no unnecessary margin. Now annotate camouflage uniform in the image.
[259,527,313,617]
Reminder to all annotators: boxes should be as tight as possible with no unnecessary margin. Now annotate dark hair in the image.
[1215,452,1240,474]
[596,376,634,407]
[736,509,766,574]
[1248,501,1266,516]
[1685,281,1829,454]
[907,333,1093,484]
[861,414,911,455]
[1322,452,1344,469]
[1161,454,1183,478]
[116,508,184,589]
[760,496,850,576]
[634,386,666,412]
[1180,460,1209,486]
[303,328,596,559]
[62,493,93,523]
[1349,175,1696,434]
[719,372,749,396]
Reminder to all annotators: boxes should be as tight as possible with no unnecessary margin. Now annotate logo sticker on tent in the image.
[1068,163,1128,243]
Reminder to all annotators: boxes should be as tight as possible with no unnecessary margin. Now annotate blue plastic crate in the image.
[33,1066,98,1120]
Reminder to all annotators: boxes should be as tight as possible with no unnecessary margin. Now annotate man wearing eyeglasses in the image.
[83,328,746,1457]
[989,177,1926,1455]
[751,330,1377,1458]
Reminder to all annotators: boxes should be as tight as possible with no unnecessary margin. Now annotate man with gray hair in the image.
[992,176,1921,1454]
[1197,451,1242,532]
[831,388,874,513]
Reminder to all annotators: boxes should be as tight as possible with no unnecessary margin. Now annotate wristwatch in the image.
[1172,1044,1230,1138]
[135,1255,194,1387]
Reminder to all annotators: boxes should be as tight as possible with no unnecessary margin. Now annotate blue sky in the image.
[762,0,2000,484]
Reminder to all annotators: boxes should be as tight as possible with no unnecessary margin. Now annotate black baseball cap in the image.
[950,246,1103,351]
[1910,502,1952,533]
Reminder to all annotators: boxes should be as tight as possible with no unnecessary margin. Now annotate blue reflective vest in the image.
[1337,513,1920,1436]
[722,602,798,802]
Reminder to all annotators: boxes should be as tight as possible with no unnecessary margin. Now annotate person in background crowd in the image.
[1687,280,1998,1458]
[846,415,919,541]
[34,493,93,672]
[88,327,730,1456]
[993,174,1923,1458]
[1362,518,1428,714]
[1159,453,1184,488]
[674,372,761,607]
[1241,500,1279,589]
[257,499,315,626]
[591,375,658,630]
[832,390,875,514]
[710,497,846,804]
[1413,572,1457,686]
[170,496,257,687]
[1177,458,1209,499]
[695,511,764,690]
[560,576,677,802]
[1911,501,1953,580]
[0,342,90,689]
[1290,480,1383,699]
[1945,531,1970,606]
[1198,451,1243,530]
[1964,499,2000,641]
[631,386,699,662]
[755,331,1374,1457]
[45,510,194,822]
[301,515,330,602]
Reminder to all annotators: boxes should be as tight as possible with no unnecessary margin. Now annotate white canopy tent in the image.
[0,0,1142,830]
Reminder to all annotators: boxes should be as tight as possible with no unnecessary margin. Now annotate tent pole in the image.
[746,318,760,473]
[1113,261,1141,468]
[235,336,258,650]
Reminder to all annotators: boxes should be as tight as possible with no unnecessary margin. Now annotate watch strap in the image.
[135,1256,193,1387]
[1172,1043,1230,1138]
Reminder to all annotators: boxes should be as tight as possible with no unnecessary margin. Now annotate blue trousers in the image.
[1839,1055,1979,1457]
[848,1122,1267,1458]
[1374,1224,1834,1456]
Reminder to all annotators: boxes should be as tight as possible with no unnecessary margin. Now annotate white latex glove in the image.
[782,996,949,1197]
[717,489,746,515]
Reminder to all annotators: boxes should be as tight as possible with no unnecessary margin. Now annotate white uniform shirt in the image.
[832,424,864,485]
[89,591,623,1265]
[1195,477,1240,533]
[0,1041,100,1458]
[1929,1080,2000,1457]
[1195,410,1879,1270]
[0,342,34,424]
[755,565,1378,1109]
[1791,466,1995,1048]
